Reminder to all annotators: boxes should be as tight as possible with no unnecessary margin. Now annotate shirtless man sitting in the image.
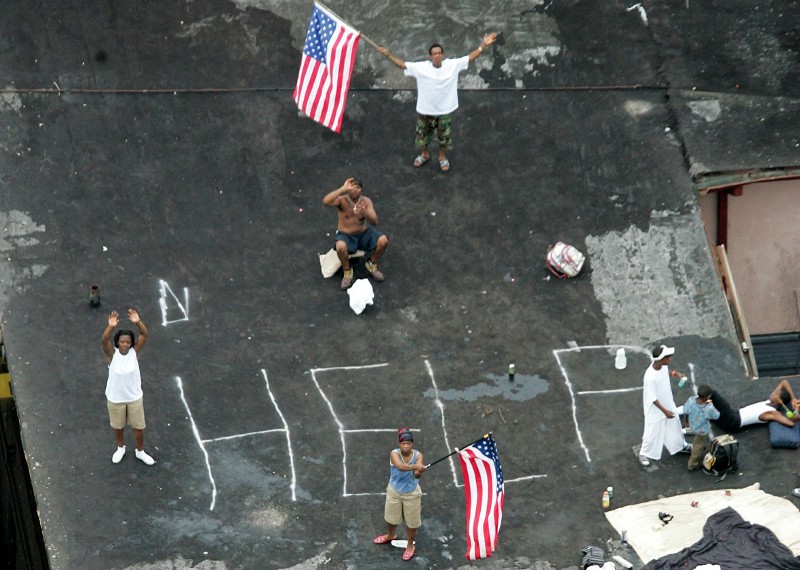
[710,378,800,433]
[322,178,389,290]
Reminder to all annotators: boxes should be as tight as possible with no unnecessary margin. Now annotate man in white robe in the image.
[639,345,691,466]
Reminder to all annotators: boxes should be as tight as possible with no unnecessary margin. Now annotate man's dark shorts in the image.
[335,227,384,254]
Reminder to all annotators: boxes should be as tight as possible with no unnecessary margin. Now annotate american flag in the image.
[293,3,360,133]
[458,434,505,560]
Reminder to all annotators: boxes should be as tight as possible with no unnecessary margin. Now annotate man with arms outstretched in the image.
[378,33,498,172]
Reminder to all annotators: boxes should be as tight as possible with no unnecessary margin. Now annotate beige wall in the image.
[707,179,800,335]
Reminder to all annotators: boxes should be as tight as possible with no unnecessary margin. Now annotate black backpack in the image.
[702,434,739,479]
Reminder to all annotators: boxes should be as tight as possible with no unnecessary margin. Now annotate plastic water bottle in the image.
[602,490,610,509]
[607,486,614,499]
[614,348,627,369]
[508,363,515,381]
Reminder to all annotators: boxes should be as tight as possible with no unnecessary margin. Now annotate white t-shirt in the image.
[642,364,675,423]
[738,400,773,427]
[404,56,470,116]
[105,348,143,403]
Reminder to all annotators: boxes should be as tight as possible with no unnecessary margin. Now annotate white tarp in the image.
[604,483,800,563]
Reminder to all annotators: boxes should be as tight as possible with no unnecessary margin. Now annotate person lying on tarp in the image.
[709,378,800,433]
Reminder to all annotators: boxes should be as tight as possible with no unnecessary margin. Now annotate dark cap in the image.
[398,427,414,443]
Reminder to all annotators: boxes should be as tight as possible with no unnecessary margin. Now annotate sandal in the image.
[413,154,429,168]
[373,534,394,545]
[439,158,450,172]
[402,544,415,561]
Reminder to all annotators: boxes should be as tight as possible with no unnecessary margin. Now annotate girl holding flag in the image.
[373,428,426,561]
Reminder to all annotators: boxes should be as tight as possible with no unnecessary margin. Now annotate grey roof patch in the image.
[687,99,722,123]
[586,209,733,347]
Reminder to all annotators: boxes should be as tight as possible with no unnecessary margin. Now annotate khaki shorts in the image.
[107,397,146,430]
[384,484,422,528]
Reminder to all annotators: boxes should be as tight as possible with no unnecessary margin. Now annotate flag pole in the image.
[425,433,492,469]
[315,1,381,50]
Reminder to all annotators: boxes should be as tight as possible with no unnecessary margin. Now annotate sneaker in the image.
[112,445,126,464]
[340,268,354,290]
[135,449,155,465]
[365,261,384,282]
[793,488,800,498]
[679,443,693,454]
[639,455,651,467]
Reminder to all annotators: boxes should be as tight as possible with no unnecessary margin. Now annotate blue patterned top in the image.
[684,396,720,436]
[389,449,419,494]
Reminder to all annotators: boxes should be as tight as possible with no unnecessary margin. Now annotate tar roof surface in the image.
[1,1,799,569]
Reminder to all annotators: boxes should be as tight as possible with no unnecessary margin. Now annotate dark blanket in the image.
[642,507,800,570]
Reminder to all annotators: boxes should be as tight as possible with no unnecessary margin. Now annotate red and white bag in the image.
[546,241,585,278]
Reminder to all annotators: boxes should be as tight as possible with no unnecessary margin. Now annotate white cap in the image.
[654,345,675,360]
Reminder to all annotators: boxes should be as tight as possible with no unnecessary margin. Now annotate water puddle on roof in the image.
[426,373,548,402]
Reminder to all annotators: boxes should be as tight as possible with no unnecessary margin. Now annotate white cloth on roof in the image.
[318,249,365,278]
[604,483,800,562]
[347,278,374,314]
